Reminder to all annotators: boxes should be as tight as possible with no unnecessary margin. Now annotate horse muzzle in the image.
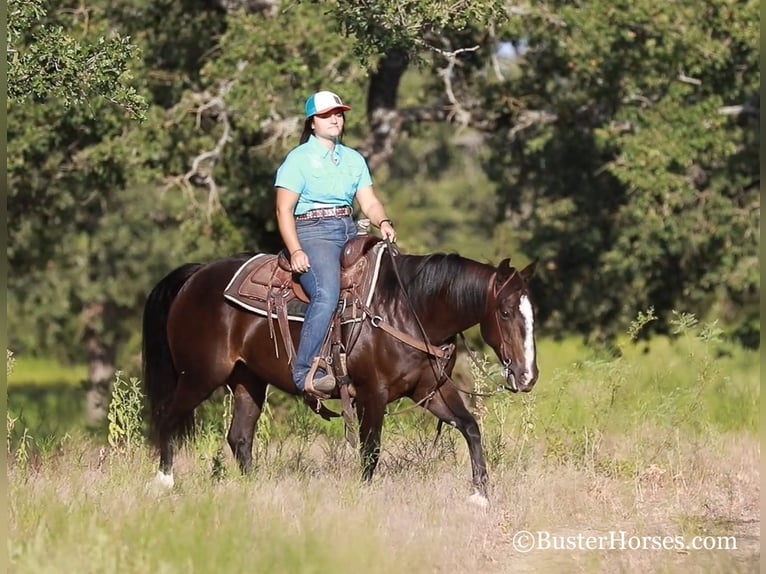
[502,361,536,393]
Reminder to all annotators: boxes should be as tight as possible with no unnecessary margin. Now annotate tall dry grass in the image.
[8,321,760,572]
[7,426,759,573]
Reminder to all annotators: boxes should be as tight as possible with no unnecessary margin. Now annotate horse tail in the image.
[142,263,202,444]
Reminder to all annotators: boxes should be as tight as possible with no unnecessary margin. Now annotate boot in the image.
[312,373,337,393]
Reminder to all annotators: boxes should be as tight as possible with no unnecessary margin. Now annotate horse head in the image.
[480,257,538,393]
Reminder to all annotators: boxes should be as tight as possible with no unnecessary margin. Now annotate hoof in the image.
[468,491,490,508]
[153,470,175,489]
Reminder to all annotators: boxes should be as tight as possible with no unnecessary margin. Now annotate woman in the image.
[275,90,396,396]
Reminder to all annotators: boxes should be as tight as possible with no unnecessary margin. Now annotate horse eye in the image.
[500,309,510,319]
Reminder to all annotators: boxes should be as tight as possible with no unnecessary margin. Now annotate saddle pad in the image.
[222,254,304,321]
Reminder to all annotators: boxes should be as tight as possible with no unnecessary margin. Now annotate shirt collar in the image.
[308,134,341,163]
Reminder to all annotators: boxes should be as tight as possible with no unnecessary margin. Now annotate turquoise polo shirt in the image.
[275,135,373,216]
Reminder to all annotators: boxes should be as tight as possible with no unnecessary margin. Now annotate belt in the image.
[295,206,352,221]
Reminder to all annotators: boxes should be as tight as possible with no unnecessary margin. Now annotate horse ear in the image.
[495,257,514,289]
[520,258,538,281]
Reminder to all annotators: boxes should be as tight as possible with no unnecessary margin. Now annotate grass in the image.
[7,357,87,387]
[7,425,759,573]
[7,322,760,572]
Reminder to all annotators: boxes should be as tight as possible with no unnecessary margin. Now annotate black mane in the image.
[377,253,490,317]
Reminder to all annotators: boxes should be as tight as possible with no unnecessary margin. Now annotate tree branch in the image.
[435,45,480,126]
[166,82,234,219]
[718,104,759,117]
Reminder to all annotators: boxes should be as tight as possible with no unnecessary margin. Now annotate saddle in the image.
[223,234,385,366]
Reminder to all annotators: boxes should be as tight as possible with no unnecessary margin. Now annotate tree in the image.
[8,0,759,435]
[7,0,199,424]
[483,0,760,342]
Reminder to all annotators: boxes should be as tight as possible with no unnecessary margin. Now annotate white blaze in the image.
[519,295,535,384]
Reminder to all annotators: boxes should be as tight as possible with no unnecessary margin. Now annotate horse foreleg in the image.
[355,392,386,482]
[418,383,489,506]
[227,381,267,474]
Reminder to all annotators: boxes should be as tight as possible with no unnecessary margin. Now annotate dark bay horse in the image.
[142,247,538,504]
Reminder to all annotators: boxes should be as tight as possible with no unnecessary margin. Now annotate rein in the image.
[367,240,508,416]
[360,309,454,360]
[369,239,456,413]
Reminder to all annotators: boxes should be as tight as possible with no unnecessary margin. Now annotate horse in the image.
[142,243,538,505]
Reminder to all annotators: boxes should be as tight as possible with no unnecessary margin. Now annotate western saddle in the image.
[224,234,385,369]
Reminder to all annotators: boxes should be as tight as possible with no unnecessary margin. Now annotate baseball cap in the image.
[304,91,351,118]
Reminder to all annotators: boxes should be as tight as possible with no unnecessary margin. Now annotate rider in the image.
[275,90,396,395]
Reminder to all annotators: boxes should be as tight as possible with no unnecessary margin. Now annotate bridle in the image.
[486,268,525,390]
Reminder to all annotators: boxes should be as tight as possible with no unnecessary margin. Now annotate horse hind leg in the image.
[416,383,490,507]
[153,416,184,488]
[154,371,219,487]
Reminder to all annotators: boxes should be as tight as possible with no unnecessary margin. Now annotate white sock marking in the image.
[468,491,490,508]
[154,470,175,489]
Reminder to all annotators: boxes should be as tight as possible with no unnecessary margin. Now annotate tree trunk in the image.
[83,304,117,428]
[359,49,410,171]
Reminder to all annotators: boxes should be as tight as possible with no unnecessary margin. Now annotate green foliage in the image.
[254,391,274,456]
[7,350,15,376]
[7,0,147,118]
[8,1,166,363]
[628,306,657,341]
[379,122,502,259]
[321,0,507,64]
[8,385,83,443]
[6,348,36,467]
[106,372,144,451]
[452,309,758,483]
[546,314,757,436]
[489,0,759,340]
[11,425,33,468]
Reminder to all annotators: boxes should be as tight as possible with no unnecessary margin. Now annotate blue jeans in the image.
[293,215,357,390]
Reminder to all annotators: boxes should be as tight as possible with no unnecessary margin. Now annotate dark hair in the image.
[299,113,346,144]
[299,118,313,144]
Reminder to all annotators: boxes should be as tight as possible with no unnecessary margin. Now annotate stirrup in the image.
[304,386,331,400]
[304,356,334,399]
[304,375,335,399]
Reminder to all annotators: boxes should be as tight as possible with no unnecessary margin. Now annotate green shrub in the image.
[107,371,145,452]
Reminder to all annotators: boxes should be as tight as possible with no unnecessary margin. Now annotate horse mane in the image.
[377,252,490,317]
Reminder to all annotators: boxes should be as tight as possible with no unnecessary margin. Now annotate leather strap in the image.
[361,304,455,359]
[274,295,296,364]
[268,264,296,363]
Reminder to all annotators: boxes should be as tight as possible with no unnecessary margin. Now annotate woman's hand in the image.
[380,220,396,243]
[291,249,310,273]
[356,186,396,243]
